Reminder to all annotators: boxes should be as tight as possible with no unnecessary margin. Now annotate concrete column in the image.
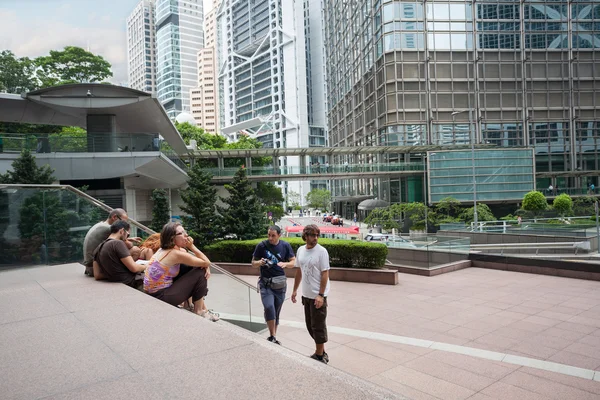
[218,157,224,169]
[245,157,252,168]
[87,114,116,152]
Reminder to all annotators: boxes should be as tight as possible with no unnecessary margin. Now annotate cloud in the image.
[0,9,129,84]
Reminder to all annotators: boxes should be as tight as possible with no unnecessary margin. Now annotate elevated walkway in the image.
[0,263,398,399]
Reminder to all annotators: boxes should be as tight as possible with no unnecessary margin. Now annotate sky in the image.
[0,0,213,85]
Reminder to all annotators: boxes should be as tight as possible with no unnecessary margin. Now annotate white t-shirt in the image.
[296,244,330,299]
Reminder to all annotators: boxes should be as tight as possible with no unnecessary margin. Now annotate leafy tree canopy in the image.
[552,193,573,216]
[459,203,496,223]
[0,50,37,93]
[435,197,462,218]
[35,46,112,87]
[256,182,285,222]
[0,149,55,184]
[364,207,400,230]
[305,188,332,210]
[174,121,226,148]
[287,190,301,209]
[522,191,548,216]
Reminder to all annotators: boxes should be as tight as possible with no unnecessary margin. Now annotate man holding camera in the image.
[252,225,295,345]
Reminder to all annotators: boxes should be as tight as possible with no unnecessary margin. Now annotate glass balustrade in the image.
[0,133,187,171]
[0,184,263,332]
[1,133,161,153]
[205,162,424,177]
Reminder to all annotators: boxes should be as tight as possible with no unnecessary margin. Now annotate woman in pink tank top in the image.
[143,222,218,321]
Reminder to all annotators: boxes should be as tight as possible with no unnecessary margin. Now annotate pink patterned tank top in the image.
[143,249,181,293]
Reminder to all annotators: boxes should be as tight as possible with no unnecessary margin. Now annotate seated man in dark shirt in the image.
[92,220,146,289]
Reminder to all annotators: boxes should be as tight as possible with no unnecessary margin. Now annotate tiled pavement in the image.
[0,264,400,400]
[240,268,600,400]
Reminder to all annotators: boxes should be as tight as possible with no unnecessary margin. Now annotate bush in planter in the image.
[204,238,388,269]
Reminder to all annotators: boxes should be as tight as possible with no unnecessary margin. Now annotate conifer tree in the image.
[150,189,170,232]
[0,148,55,184]
[179,163,221,247]
[218,167,267,240]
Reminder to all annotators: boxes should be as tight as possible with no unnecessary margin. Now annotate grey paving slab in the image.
[0,282,68,325]
[0,313,133,400]
[42,277,149,313]
[137,341,399,399]
[42,373,162,400]
[73,297,250,370]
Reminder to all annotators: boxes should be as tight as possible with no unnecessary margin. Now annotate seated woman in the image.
[144,222,219,321]
[138,233,161,261]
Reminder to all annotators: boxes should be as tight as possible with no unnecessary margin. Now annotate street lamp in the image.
[452,110,478,230]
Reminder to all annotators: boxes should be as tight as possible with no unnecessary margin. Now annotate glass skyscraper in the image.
[217,0,328,204]
[324,0,600,206]
[156,0,204,118]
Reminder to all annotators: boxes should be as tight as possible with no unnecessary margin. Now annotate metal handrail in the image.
[0,184,258,292]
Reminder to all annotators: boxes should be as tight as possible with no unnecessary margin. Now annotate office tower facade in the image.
[324,0,600,209]
[126,0,157,95]
[156,0,205,119]
[191,0,220,133]
[217,0,327,203]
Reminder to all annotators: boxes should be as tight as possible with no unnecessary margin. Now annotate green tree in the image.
[218,167,266,240]
[179,164,221,246]
[459,203,496,223]
[287,190,301,209]
[224,135,271,167]
[174,121,226,148]
[435,197,462,218]
[553,193,573,217]
[364,207,400,230]
[35,46,112,87]
[399,202,430,230]
[49,126,87,152]
[522,191,548,217]
[256,182,284,221]
[305,188,332,210]
[573,196,597,216]
[150,189,170,232]
[0,148,55,184]
[0,50,37,93]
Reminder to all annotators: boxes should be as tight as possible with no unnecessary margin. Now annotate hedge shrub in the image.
[204,238,388,269]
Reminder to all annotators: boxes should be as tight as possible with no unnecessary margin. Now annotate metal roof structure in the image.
[0,84,188,154]
[191,144,495,159]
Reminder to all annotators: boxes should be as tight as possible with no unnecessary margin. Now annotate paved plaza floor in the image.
[240,268,600,400]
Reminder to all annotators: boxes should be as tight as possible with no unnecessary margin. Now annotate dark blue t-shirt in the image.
[252,240,295,278]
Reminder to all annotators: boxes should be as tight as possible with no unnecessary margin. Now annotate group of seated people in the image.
[82,209,219,321]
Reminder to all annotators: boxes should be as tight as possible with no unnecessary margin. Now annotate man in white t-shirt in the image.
[291,224,331,364]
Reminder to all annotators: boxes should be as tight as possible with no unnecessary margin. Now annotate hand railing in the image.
[0,184,254,291]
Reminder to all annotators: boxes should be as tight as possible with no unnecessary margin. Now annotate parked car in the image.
[331,216,344,226]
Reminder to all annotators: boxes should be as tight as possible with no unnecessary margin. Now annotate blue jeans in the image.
[259,280,287,325]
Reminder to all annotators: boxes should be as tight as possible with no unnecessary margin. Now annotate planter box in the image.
[214,262,398,285]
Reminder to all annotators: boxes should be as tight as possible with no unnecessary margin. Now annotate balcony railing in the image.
[204,163,424,177]
[0,133,187,172]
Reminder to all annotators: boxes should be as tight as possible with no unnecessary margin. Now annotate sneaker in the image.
[200,310,219,322]
[323,352,329,363]
[84,266,94,277]
[310,353,328,364]
[267,336,282,345]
